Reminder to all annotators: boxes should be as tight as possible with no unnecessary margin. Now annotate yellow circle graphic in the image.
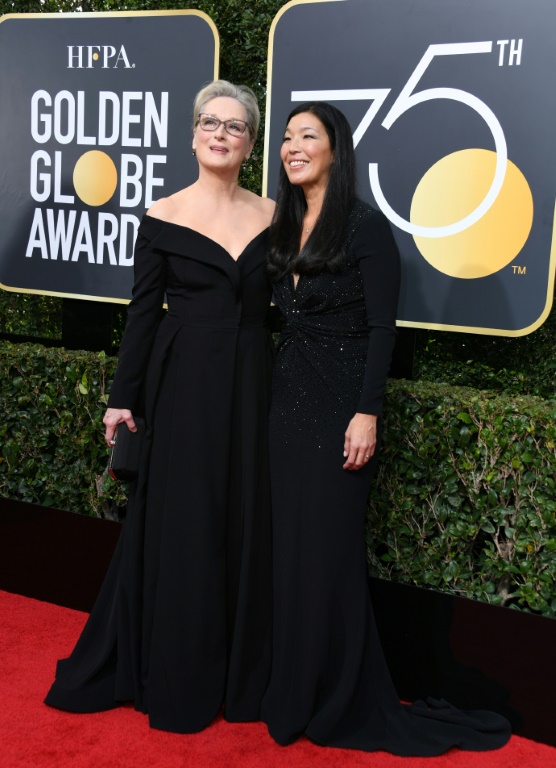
[410,149,533,279]
[73,150,118,207]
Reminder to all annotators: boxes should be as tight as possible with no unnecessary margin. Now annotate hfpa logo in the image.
[67,45,135,69]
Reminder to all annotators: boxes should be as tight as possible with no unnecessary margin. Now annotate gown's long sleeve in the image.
[107,217,167,411]
[352,209,401,416]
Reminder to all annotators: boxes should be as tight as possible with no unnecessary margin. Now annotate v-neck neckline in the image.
[290,273,302,293]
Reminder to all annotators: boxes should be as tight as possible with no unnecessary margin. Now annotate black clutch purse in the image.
[108,417,146,481]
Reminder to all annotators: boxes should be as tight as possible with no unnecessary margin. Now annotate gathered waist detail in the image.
[281,316,368,342]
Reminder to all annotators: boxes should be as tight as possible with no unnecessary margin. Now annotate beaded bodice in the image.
[270,203,377,440]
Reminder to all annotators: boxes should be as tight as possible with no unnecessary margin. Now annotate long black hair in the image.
[267,102,356,282]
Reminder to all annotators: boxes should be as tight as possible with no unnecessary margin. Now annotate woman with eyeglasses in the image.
[45,81,275,734]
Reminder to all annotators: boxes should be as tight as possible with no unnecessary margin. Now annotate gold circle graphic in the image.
[410,149,533,279]
[73,150,118,207]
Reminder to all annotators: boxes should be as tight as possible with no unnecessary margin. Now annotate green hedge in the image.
[2,341,555,616]
[0,342,125,518]
[368,380,556,617]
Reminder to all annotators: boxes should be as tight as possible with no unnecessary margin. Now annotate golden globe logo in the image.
[26,89,168,266]
[67,45,134,69]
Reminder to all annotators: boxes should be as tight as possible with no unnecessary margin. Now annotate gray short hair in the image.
[193,80,260,141]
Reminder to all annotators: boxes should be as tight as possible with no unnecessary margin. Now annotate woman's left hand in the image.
[343,413,378,470]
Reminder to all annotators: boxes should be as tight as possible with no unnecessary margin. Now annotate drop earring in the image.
[192,148,196,156]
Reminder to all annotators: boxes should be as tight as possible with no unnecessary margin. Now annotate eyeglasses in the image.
[197,113,249,137]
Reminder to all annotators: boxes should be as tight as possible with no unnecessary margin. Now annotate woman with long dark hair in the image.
[261,101,510,755]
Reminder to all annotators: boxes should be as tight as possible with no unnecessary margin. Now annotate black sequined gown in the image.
[261,201,510,755]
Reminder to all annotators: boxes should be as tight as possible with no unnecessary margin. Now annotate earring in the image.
[192,148,196,156]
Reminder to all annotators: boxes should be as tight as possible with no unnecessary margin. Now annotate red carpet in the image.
[1,590,555,768]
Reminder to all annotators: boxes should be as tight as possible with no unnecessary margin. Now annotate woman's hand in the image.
[103,408,136,447]
[343,413,378,470]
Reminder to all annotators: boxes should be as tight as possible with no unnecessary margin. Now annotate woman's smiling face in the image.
[280,112,334,191]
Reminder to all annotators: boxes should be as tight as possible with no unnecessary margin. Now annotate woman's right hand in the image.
[103,408,136,447]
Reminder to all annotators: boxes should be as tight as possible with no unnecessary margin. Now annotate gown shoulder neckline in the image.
[141,214,269,263]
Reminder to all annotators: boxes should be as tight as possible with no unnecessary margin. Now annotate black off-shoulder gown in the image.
[45,216,274,733]
[261,201,511,755]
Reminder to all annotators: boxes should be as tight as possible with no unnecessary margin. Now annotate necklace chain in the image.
[304,210,319,234]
